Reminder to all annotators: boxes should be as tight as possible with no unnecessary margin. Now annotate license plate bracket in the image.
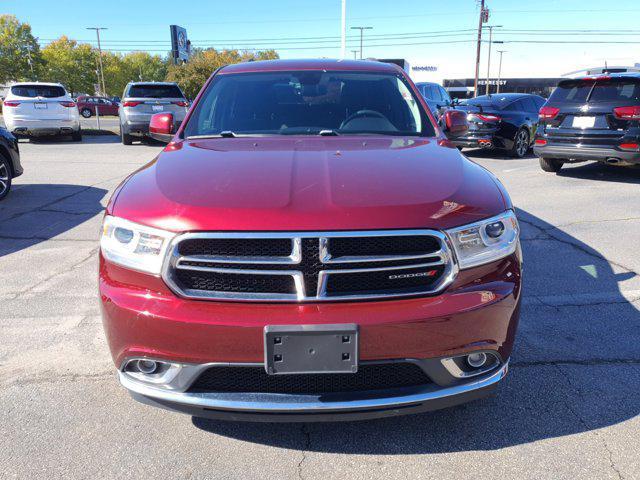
[264,324,358,375]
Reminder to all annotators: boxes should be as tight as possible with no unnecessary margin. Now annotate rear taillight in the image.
[539,106,560,120]
[476,114,501,122]
[3,101,20,107]
[59,101,76,107]
[171,101,188,107]
[535,139,547,146]
[619,142,640,151]
[613,106,640,120]
[122,101,142,107]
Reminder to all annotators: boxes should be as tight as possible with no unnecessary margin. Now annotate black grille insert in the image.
[188,362,432,394]
[175,269,295,294]
[325,265,446,296]
[179,238,292,258]
[329,235,440,259]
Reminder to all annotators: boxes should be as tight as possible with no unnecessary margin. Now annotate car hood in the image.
[110,136,507,232]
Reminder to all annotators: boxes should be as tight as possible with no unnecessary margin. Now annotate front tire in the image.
[539,157,564,173]
[510,128,530,158]
[80,108,92,118]
[0,154,12,201]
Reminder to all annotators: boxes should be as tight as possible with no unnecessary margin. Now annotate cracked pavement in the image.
[1,138,639,479]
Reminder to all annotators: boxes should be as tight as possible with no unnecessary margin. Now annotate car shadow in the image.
[462,147,537,160]
[191,208,640,454]
[0,183,107,257]
[557,162,640,185]
[25,135,120,145]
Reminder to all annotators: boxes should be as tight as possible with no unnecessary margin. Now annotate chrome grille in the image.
[162,231,457,302]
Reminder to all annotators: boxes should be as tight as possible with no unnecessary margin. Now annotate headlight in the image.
[445,210,519,269]
[100,216,176,275]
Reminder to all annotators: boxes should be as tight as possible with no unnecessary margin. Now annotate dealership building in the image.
[443,64,640,99]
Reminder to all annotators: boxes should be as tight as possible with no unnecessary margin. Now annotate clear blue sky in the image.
[4,0,640,80]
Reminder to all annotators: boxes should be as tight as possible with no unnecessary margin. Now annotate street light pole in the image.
[473,0,486,98]
[351,50,358,59]
[350,26,373,59]
[496,50,506,94]
[341,0,346,59]
[484,25,502,95]
[87,27,107,95]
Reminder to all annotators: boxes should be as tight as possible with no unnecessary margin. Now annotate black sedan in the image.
[449,93,546,157]
[0,127,23,200]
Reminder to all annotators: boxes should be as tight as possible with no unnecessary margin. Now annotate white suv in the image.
[3,82,81,141]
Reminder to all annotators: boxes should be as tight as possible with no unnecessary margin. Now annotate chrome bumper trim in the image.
[120,361,508,413]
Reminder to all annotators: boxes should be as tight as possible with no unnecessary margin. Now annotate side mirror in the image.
[149,113,174,143]
[443,109,468,136]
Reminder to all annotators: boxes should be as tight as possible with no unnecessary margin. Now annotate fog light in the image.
[137,359,158,374]
[467,352,487,368]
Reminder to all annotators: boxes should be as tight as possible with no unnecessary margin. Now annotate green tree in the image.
[41,36,97,96]
[103,51,169,97]
[0,15,42,83]
[165,48,279,99]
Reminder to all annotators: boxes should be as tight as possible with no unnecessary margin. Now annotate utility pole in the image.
[341,0,346,59]
[351,50,359,59]
[484,26,502,95]
[87,27,107,95]
[351,26,373,59]
[496,50,506,94]
[473,0,487,98]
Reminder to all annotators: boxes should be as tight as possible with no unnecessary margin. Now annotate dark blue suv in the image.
[415,82,452,119]
[535,73,640,172]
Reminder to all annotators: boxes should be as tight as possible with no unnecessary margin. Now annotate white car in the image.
[3,82,81,141]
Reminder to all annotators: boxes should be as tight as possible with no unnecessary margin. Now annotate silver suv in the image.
[118,82,188,145]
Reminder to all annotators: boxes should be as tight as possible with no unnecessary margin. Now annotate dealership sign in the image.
[478,79,507,86]
[412,66,438,72]
[170,25,189,63]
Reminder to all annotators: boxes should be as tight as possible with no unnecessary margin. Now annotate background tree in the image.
[0,15,42,83]
[102,51,169,97]
[166,48,279,99]
[41,36,96,96]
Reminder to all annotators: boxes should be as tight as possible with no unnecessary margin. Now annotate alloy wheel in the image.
[0,162,9,197]
[515,130,529,157]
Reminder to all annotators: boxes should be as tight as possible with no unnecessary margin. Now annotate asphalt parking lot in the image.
[1,136,639,479]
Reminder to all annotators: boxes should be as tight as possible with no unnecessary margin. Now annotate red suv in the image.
[100,59,522,422]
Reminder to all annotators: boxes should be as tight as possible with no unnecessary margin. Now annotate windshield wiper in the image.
[318,129,339,136]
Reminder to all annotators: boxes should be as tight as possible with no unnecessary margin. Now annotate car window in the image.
[184,70,435,137]
[126,84,184,99]
[548,82,591,103]
[504,100,524,111]
[10,84,66,98]
[521,97,538,112]
[439,86,451,104]
[589,80,640,102]
[533,96,546,109]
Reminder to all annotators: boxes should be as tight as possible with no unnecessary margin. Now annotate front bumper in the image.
[100,250,521,420]
[121,361,508,422]
[534,143,640,165]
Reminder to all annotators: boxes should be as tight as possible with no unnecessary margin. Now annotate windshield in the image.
[11,85,66,98]
[184,71,434,137]
[126,84,184,99]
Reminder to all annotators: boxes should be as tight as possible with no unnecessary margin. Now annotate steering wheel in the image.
[340,109,388,129]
